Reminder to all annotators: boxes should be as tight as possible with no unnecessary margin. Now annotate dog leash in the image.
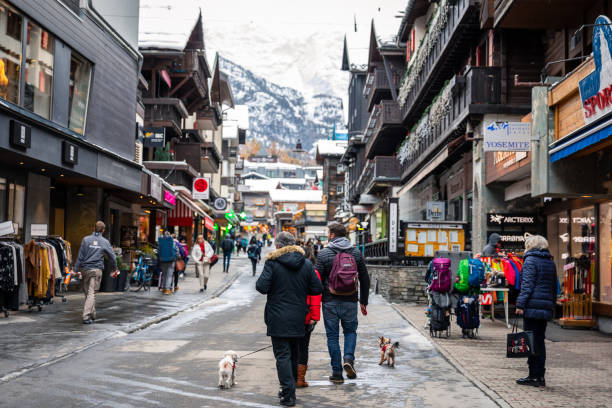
[239,345,273,358]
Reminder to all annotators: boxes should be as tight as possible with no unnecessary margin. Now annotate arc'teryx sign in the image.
[487,213,536,226]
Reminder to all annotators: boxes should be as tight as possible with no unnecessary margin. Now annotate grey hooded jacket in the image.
[73,232,117,272]
[314,237,370,305]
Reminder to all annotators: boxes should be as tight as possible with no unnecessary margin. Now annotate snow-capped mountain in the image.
[220,57,344,151]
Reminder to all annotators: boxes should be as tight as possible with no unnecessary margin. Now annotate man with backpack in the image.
[315,222,369,384]
[221,235,235,273]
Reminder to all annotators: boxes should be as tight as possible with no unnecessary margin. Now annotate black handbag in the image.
[506,317,536,358]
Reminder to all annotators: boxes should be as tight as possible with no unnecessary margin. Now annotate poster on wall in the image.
[404,223,464,256]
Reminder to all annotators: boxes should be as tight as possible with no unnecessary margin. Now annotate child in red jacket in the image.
[296,270,322,387]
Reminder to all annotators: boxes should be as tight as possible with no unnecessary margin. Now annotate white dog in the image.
[218,350,238,389]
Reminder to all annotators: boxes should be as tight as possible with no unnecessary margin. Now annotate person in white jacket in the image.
[191,234,214,292]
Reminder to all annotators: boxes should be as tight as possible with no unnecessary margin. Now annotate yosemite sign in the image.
[579,15,612,124]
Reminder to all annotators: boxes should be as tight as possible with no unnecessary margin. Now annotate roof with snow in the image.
[225,105,249,130]
[315,139,348,158]
[270,189,323,203]
[342,30,369,72]
[139,1,204,51]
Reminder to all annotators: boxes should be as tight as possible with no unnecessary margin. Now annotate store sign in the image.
[204,214,215,230]
[0,221,15,236]
[579,15,612,125]
[150,176,162,202]
[213,197,228,211]
[192,177,210,200]
[62,141,78,165]
[487,213,536,226]
[389,200,398,253]
[488,231,537,248]
[9,120,31,149]
[426,201,445,221]
[142,127,166,148]
[30,224,48,237]
[351,205,371,214]
[163,190,176,205]
[483,122,531,151]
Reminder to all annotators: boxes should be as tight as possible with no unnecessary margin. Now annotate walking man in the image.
[315,222,369,384]
[221,235,234,273]
[256,232,322,406]
[73,221,117,324]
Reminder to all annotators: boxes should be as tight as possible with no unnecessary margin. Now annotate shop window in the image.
[0,1,23,105]
[599,203,612,304]
[0,178,25,240]
[547,210,569,283]
[336,184,343,194]
[68,52,92,134]
[24,20,54,119]
[570,206,596,295]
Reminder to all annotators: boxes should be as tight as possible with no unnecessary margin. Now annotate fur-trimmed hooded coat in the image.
[256,245,323,337]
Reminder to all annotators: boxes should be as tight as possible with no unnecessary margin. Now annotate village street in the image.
[0,255,495,408]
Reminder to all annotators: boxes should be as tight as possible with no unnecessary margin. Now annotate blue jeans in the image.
[223,251,231,272]
[322,301,358,373]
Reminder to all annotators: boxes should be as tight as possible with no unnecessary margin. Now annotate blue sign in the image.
[579,15,612,124]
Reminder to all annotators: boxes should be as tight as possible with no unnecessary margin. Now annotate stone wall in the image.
[367,264,428,304]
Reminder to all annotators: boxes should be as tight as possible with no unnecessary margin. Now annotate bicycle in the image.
[128,251,153,292]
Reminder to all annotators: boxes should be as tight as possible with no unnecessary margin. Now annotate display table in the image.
[479,287,510,328]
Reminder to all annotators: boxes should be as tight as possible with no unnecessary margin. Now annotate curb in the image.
[0,271,242,383]
[390,304,512,408]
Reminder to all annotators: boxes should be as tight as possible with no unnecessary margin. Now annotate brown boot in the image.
[296,364,308,388]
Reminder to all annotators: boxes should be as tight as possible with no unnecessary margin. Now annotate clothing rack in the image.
[0,235,20,317]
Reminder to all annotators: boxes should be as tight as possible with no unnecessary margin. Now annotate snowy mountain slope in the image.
[220,57,344,151]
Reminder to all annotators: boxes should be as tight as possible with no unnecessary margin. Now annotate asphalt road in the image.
[0,258,496,408]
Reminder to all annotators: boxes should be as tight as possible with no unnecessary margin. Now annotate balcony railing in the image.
[399,0,479,126]
[364,239,388,259]
[143,98,189,137]
[365,69,396,111]
[356,156,401,196]
[174,141,222,174]
[364,100,403,159]
[400,66,502,182]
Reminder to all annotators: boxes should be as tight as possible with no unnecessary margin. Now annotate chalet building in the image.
[315,139,347,223]
[0,0,153,257]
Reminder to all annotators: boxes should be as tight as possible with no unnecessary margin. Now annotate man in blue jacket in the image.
[73,221,117,324]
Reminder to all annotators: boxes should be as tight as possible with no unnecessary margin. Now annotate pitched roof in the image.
[139,1,204,51]
[315,139,348,158]
[270,189,323,203]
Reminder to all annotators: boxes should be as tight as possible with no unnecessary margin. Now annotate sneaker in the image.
[279,396,295,406]
[343,360,357,379]
[516,376,545,387]
[329,372,344,384]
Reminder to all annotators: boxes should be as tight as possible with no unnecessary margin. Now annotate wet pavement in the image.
[0,255,497,408]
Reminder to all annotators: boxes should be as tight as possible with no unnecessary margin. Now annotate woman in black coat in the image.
[256,232,322,406]
[515,234,557,387]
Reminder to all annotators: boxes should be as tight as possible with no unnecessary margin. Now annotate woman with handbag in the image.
[192,234,214,292]
[515,234,557,387]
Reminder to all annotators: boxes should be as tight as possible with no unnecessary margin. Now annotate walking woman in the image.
[296,269,322,388]
[515,234,557,387]
[303,239,316,264]
[247,236,262,276]
[192,234,214,292]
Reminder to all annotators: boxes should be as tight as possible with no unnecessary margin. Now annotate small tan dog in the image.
[378,336,399,367]
[218,350,238,389]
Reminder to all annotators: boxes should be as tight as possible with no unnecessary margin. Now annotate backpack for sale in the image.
[456,295,480,330]
[158,236,176,263]
[455,259,470,293]
[430,258,452,293]
[468,258,486,288]
[430,304,450,332]
[328,251,359,295]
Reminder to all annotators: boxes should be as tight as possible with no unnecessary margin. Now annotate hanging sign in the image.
[0,221,15,236]
[426,201,445,221]
[579,15,612,125]
[193,177,210,200]
[163,190,176,205]
[204,214,215,230]
[62,141,79,165]
[389,200,398,253]
[31,224,48,237]
[142,127,166,148]
[483,122,531,151]
[213,197,228,211]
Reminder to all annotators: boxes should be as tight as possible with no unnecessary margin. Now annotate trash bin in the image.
[100,264,117,292]
[115,269,128,291]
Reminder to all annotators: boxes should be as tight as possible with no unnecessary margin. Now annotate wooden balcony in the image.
[143,98,188,137]
[400,67,505,182]
[400,0,480,126]
[364,100,403,159]
[365,69,397,112]
[173,141,222,174]
[356,156,401,196]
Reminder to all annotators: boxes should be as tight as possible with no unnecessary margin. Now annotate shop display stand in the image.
[0,234,18,318]
[559,259,596,328]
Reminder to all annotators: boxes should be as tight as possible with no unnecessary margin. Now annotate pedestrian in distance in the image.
[315,222,370,384]
[192,234,214,292]
[256,232,322,407]
[313,239,323,258]
[296,269,322,388]
[303,239,316,264]
[221,235,234,273]
[247,236,262,276]
[171,233,186,292]
[482,232,502,256]
[158,231,180,295]
[73,221,118,324]
[241,236,249,255]
[515,234,557,387]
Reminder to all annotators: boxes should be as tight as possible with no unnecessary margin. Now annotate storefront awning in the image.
[168,194,206,226]
[549,117,612,162]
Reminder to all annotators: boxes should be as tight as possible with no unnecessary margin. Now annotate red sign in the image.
[480,293,493,306]
[192,177,210,200]
[204,214,215,231]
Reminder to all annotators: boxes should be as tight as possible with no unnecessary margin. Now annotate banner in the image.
[483,122,531,152]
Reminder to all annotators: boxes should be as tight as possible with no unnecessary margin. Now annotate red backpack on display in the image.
[328,251,359,295]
